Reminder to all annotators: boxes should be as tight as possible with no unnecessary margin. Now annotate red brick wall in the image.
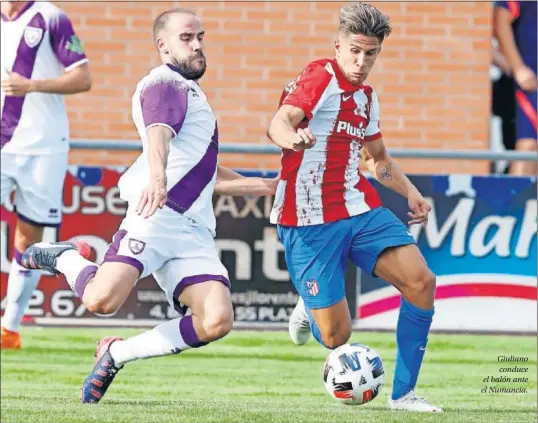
[60,1,493,174]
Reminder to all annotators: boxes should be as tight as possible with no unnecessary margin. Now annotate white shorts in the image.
[0,153,68,226]
[102,205,230,313]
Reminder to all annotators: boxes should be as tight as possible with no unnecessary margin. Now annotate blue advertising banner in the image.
[358,175,536,332]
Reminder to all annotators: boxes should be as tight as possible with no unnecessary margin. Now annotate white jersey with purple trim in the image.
[118,64,219,234]
[0,1,88,154]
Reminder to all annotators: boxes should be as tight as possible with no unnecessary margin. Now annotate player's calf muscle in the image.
[312,302,353,349]
[14,221,44,251]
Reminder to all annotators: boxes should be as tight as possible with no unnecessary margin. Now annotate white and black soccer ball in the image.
[323,343,385,406]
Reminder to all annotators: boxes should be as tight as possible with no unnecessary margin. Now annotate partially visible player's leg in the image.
[2,219,44,339]
[2,154,67,348]
[511,137,537,176]
[82,276,232,404]
[107,272,232,369]
[510,90,537,176]
[373,245,438,406]
[22,231,143,316]
[0,153,20,349]
[350,207,441,412]
[23,198,176,316]
[307,298,352,349]
[278,220,352,349]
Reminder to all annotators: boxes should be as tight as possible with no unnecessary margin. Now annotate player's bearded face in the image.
[335,33,381,85]
[171,51,207,80]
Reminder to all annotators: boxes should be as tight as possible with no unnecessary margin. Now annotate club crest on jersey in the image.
[128,239,146,255]
[352,89,370,119]
[354,104,368,119]
[24,27,44,48]
[306,279,319,296]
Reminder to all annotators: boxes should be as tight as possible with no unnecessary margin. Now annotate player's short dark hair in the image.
[152,8,196,44]
[339,2,392,42]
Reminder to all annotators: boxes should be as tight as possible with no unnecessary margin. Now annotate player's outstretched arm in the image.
[215,166,278,196]
[267,105,316,152]
[363,138,431,227]
[136,126,173,218]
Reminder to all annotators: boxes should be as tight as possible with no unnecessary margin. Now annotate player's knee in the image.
[410,268,436,298]
[322,331,351,350]
[83,290,122,316]
[321,323,352,350]
[202,307,234,342]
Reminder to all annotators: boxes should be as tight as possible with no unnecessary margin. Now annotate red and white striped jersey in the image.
[270,58,383,227]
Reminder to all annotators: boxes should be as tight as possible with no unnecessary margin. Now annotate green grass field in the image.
[1,327,536,423]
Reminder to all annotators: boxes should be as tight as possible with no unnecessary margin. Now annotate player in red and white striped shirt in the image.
[268,2,442,413]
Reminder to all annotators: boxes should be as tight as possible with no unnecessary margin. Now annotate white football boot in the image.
[388,390,443,412]
[288,297,311,345]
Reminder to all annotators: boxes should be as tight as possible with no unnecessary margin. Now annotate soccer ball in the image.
[323,343,385,406]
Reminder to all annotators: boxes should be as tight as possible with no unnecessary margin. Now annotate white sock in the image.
[2,261,41,332]
[56,249,95,292]
[109,316,206,367]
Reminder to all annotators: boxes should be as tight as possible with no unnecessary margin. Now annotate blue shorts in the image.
[277,207,415,310]
[516,89,537,141]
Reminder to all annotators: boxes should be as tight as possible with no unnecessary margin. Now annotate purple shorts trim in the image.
[102,255,144,277]
[102,229,144,277]
[17,211,61,228]
[173,274,231,303]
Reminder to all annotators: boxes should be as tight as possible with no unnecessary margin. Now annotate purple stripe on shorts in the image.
[173,274,231,302]
[1,11,46,147]
[103,229,126,259]
[75,265,97,298]
[16,211,61,228]
[179,315,207,348]
[102,229,144,277]
[14,248,23,266]
[165,123,218,213]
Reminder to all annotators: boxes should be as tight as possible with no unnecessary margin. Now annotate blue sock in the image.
[391,297,434,400]
[304,305,327,348]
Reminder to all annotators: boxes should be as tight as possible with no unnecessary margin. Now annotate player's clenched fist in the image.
[407,190,431,228]
[1,70,33,97]
[137,177,168,219]
[292,127,316,152]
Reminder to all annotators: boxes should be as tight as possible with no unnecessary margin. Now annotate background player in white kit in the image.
[0,1,92,349]
[22,8,277,403]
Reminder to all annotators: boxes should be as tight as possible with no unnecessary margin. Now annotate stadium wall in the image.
[60,1,494,174]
